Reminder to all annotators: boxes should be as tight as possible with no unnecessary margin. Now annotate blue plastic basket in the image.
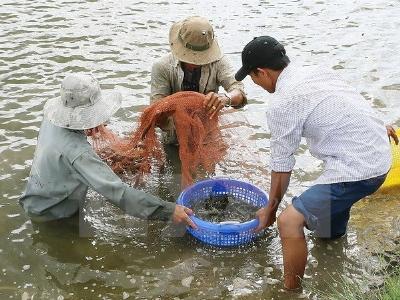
[177,178,268,247]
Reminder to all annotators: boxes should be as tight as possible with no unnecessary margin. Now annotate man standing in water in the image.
[150,16,247,144]
[20,73,196,229]
[235,36,397,289]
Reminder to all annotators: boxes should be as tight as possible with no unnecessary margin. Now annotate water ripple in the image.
[0,0,399,299]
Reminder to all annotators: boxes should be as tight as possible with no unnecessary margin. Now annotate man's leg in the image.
[277,205,307,290]
[278,173,388,289]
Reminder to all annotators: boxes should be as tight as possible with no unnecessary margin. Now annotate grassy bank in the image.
[314,268,400,300]
[315,270,400,300]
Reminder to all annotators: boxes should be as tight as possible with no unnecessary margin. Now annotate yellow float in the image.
[379,129,400,192]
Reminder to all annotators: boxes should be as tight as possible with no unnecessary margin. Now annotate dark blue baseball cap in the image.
[235,36,289,81]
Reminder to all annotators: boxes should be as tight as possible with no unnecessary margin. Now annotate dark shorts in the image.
[292,173,387,238]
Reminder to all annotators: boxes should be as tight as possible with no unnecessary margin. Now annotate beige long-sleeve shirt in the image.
[150,53,246,143]
[150,53,246,102]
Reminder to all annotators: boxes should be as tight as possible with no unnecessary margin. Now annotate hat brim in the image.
[235,65,251,81]
[44,90,122,130]
[169,21,222,65]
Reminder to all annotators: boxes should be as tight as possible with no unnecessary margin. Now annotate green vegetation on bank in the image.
[312,268,400,300]
[380,272,400,300]
[311,252,400,300]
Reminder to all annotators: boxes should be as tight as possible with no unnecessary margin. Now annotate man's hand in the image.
[255,205,277,232]
[386,125,399,145]
[255,171,292,232]
[172,205,197,229]
[203,92,228,119]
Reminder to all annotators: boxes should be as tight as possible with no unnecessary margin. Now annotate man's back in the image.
[268,64,391,184]
[20,119,91,215]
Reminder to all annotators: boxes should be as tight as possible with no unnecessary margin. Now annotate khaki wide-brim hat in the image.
[44,73,122,130]
[169,16,222,65]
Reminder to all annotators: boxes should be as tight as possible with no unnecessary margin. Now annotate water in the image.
[191,195,259,223]
[0,0,399,299]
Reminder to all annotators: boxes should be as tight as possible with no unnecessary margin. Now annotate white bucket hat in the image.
[169,16,222,65]
[44,73,122,130]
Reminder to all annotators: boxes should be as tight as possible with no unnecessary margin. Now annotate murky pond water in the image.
[0,0,399,299]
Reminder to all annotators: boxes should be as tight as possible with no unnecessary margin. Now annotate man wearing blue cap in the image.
[235,36,397,289]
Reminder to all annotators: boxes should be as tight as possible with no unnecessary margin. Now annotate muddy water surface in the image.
[0,0,399,299]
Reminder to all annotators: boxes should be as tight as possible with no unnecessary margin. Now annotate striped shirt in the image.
[267,63,391,184]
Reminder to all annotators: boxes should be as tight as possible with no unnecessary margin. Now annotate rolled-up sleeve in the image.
[216,56,247,107]
[72,151,175,220]
[267,100,304,172]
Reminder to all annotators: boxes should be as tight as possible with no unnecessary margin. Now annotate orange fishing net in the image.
[92,91,227,187]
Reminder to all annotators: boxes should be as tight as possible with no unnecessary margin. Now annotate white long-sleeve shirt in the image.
[267,63,391,184]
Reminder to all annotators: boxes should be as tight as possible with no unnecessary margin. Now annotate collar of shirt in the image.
[171,54,213,94]
[275,62,295,93]
[174,56,180,67]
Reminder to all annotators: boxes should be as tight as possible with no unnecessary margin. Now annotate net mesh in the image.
[91,91,227,187]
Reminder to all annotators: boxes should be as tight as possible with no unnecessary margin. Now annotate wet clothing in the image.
[150,54,247,144]
[292,173,387,238]
[268,63,391,184]
[20,119,175,222]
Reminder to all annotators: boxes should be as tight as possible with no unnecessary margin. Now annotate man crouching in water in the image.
[235,36,397,290]
[20,73,196,229]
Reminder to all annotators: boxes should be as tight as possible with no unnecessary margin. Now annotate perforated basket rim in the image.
[177,177,268,232]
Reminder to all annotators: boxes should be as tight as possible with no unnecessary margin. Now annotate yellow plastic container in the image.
[379,129,400,192]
